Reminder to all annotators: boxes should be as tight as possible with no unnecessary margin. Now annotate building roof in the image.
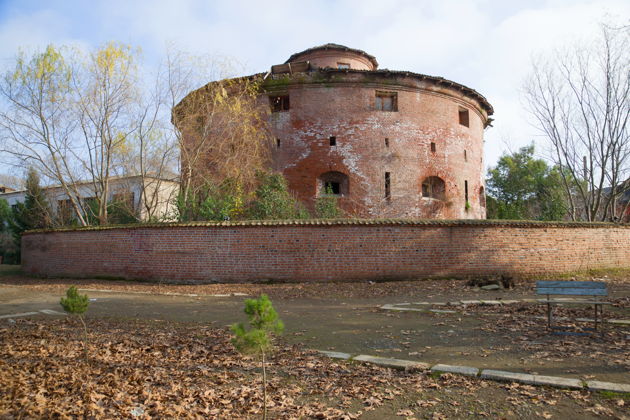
[285,43,379,68]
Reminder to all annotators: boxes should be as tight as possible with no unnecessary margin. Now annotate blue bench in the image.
[536,280,611,332]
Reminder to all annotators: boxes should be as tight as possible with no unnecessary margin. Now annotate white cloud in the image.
[0,0,628,172]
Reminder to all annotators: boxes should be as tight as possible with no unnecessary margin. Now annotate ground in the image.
[1,266,629,419]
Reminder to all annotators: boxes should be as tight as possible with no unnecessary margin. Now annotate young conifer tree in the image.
[231,294,284,420]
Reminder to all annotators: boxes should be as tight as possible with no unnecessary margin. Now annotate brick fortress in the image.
[178,44,494,219]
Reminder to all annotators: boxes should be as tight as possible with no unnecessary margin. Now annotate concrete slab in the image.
[429,309,457,314]
[460,300,482,305]
[317,350,352,360]
[431,364,479,377]
[413,302,431,305]
[608,319,630,325]
[480,300,503,305]
[39,309,65,315]
[354,355,430,371]
[0,312,38,319]
[587,381,630,393]
[480,369,536,384]
[533,375,583,389]
[500,300,520,304]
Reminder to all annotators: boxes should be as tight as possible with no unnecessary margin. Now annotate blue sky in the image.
[0,0,628,172]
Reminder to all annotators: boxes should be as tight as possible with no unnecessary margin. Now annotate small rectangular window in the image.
[375,91,398,112]
[385,172,391,201]
[430,142,436,153]
[329,136,336,146]
[270,95,290,112]
[276,138,281,148]
[385,138,389,148]
[337,62,350,69]
[459,107,469,127]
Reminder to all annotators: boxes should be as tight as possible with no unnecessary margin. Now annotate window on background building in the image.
[465,180,469,202]
[276,138,281,148]
[464,149,468,161]
[337,62,350,69]
[479,186,486,208]
[269,95,290,112]
[385,172,391,201]
[459,107,469,127]
[329,136,336,146]
[385,137,389,148]
[421,176,446,200]
[318,171,349,196]
[375,91,398,111]
[430,142,436,153]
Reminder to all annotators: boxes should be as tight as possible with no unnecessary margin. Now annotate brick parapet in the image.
[21,222,630,283]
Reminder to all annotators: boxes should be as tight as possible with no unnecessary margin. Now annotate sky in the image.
[0,0,628,175]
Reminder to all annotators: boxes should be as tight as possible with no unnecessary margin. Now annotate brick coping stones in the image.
[316,350,630,394]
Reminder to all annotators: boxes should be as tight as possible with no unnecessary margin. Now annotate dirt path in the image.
[1,271,628,384]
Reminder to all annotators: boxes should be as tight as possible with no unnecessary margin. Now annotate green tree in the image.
[0,199,18,264]
[486,145,567,220]
[60,286,90,362]
[246,172,309,220]
[231,294,284,420]
[9,168,53,262]
[315,185,343,218]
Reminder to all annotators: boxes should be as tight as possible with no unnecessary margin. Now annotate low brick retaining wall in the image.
[21,220,630,283]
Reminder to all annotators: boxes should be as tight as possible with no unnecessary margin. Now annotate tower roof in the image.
[285,43,379,68]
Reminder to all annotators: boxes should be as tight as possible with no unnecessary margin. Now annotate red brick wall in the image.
[266,71,489,220]
[21,221,630,283]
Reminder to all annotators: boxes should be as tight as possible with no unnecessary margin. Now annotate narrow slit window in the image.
[430,142,436,153]
[458,107,469,127]
[385,172,391,201]
[385,138,389,148]
[270,95,290,112]
[375,91,398,111]
[329,136,336,146]
[276,138,281,148]
[464,149,467,161]
[465,180,469,202]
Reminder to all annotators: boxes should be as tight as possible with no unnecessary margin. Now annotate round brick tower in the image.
[177,43,494,219]
[264,44,493,219]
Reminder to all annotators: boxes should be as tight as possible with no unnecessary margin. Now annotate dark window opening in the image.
[329,136,336,146]
[318,171,349,196]
[430,142,436,153]
[385,172,391,201]
[421,176,446,200]
[465,180,469,202]
[325,181,340,195]
[375,91,398,112]
[479,186,486,208]
[276,138,281,148]
[464,149,467,161]
[459,107,469,127]
[270,95,290,112]
[385,138,389,148]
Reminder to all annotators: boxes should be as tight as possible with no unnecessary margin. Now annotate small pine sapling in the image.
[231,294,284,420]
[60,286,90,363]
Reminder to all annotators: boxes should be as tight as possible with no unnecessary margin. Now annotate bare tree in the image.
[171,55,273,220]
[523,24,630,221]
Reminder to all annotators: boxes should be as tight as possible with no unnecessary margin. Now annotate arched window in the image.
[479,186,486,208]
[318,171,349,196]
[421,176,446,200]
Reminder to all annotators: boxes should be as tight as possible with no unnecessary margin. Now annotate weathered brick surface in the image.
[181,45,493,220]
[21,221,630,284]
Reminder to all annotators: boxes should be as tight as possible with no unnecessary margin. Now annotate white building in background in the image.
[0,175,179,222]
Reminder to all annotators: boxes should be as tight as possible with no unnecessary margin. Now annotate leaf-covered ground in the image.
[1,318,628,419]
